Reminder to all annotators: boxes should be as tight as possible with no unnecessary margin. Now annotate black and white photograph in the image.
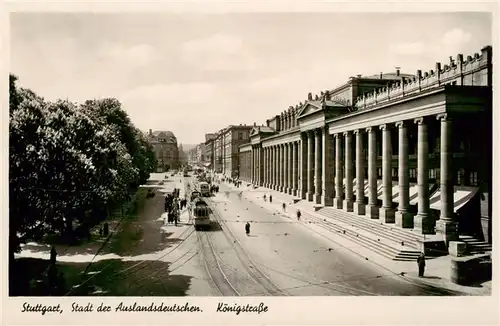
[3,2,498,324]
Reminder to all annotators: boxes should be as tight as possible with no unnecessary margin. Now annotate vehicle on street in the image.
[191,197,211,230]
[199,182,210,197]
[190,190,201,201]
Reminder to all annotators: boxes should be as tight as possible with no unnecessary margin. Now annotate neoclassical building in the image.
[239,46,492,246]
[147,130,180,172]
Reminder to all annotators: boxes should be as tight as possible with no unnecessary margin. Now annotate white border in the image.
[1,1,499,325]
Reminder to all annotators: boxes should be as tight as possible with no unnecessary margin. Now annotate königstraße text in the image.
[216,302,269,315]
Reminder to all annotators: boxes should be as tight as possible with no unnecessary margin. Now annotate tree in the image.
[9,75,157,252]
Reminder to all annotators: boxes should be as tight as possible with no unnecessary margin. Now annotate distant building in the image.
[147,130,179,172]
[214,124,252,178]
[204,133,217,169]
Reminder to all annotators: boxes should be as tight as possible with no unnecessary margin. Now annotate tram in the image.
[190,197,211,230]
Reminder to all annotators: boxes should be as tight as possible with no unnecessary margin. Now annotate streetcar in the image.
[190,197,211,230]
[199,182,210,197]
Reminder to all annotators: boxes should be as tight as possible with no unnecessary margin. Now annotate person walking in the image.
[263,194,267,202]
[417,252,426,277]
[282,202,287,213]
[296,209,301,221]
[245,221,251,236]
[269,194,273,203]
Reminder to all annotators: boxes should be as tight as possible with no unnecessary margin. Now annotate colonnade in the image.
[247,113,457,240]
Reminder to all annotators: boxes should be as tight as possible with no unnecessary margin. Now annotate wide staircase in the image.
[459,235,492,255]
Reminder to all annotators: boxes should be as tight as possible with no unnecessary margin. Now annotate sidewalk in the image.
[223,181,492,296]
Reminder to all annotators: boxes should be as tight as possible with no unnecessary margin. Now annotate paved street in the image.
[197,181,458,296]
[15,173,459,296]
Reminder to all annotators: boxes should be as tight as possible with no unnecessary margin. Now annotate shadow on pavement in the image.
[10,257,192,297]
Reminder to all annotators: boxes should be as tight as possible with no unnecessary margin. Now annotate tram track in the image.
[188,176,287,296]
[196,231,240,296]
[206,196,289,296]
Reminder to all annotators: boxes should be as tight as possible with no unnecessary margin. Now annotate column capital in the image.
[365,126,376,133]
[379,123,392,131]
[334,133,342,138]
[414,117,427,125]
[315,128,322,136]
[436,113,451,121]
[343,130,352,137]
[353,129,364,135]
[395,120,408,128]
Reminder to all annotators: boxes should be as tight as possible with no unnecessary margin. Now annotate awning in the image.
[429,186,479,212]
[348,178,432,205]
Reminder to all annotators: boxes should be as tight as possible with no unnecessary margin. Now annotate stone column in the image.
[276,145,280,191]
[255,146,259,185]
[272,147,276,189]
[262,148,266,187]
[288,143,293,194]
[255,146,258,185]
[270,147,274,189]
[266,147,270,187]
[292,141,298,196]
[414,117,433,234]
[307,131,315,201]
[259,146,264,186]
[395,121,413,228]
[275,145,281,191]
[251,147,255,184]
[379,124,395,223]
[314,129,323,204]
[280,144,285,192]
[344,131,354,212]
[268,147,271,188]
[365,127,379,218]
[435,113,458,244]
[283,143,290,193]
[256,149,259,184]
[333,133,343,209]
[322,128,334,206]
[300,134,307,199]
[354,129,365,215]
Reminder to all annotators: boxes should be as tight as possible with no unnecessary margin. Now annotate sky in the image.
[10,12,492,145]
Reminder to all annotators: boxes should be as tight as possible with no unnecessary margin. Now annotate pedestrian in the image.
[282,202,286,213]
[245,221,250,235]
[263,194,267,202]
[417,252,426,277]
[269,194,272,203]
[296,209,301,221]
[50,246,57,266]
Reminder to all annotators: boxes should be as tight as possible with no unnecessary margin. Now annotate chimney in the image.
[395,67,401,76]
[149,129,152,135]
[307,93,312,100]
[380,72,383,79]
[253,122,256,126]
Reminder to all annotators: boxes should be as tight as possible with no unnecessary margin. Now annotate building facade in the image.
[221,124,253,178]
[204,133,217,169]
[147,130,180,172]
[239,46,492,247]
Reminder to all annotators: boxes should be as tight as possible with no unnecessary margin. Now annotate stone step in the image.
[300,211,421,261]
[317,208,421,247]
[319,206,425,241]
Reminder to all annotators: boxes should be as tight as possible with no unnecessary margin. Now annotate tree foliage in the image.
[9,74,157,253]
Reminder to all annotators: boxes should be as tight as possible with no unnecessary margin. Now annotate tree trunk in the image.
[65,215,74,244]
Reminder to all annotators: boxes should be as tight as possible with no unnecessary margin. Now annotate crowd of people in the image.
[164,187,188,226]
